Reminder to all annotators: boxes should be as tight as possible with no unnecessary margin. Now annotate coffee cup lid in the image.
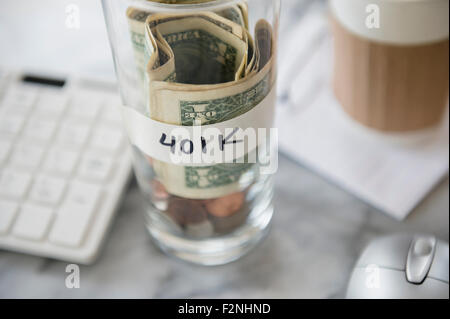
[330,0,449,45]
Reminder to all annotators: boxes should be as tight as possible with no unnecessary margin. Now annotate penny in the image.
[151,180,169,200]
[158,210,184,235]
[205,192,245,218]
[146,155,154,167]
[167,197,208,226]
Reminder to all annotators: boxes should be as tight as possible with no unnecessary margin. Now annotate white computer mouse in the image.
[346,233,449,299]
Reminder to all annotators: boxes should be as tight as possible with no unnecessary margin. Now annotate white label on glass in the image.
[121,87,277,166]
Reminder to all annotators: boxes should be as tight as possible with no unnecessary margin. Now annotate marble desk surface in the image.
[0,0,448,299]
[0,155,448,298]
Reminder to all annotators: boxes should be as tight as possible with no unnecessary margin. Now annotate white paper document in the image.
[277,89,449,220]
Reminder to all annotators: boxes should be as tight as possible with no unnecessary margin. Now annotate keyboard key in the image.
[57,121,91,148]
[1,100,34,116]
[29,175,67,205]
[50,210,93,247]
[0,116,25,136]
[0,170,32,199]
[13,205,53,240]
[1,86,37,111]
[50,181,101,246]
[43,148,79,177]
[23,118,57,143]
[34,91,68,118]
[0,139,12,164]
[0,200,18,234]
[10,143,45,170]
[69,95,102,121]
[90,127,123,154]
[78,152,115,182]
[61,181,101,217]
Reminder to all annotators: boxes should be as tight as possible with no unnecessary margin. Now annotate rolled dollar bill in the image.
[125,1,274,199]
[144,12,248,87]
[147,16,274,199]
[126,1,249,81]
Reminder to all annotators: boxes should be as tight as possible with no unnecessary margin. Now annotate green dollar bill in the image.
[126,1,249,82]
[149,20,274,199]
[126,3,274,199]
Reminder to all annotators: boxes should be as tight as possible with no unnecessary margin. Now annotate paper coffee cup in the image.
[330,0,449,132]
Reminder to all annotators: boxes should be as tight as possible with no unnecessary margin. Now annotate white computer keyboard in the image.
[0,70,132,264]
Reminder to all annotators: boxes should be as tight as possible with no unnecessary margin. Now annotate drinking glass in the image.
[102,0,280,265]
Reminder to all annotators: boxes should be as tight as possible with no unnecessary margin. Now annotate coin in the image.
[167,197,208,226]
[205,192,245,218]
[146,155,154,167]
[151,180,169,200]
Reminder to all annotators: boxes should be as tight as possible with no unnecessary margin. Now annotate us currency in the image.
[145,13,248,87]
[148,0,249,29]
[145,14,274,199]
[147,0,248,28]
[126,0,249,83]
[150,67,273,199]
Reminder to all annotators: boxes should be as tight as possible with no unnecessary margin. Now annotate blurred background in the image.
[0,0,115,78]
[0,0,448,298]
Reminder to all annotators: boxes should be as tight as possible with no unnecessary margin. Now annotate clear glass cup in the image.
[102,0,280,265]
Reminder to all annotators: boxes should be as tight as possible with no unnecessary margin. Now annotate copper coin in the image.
[167,197,208,226]
[151,180,169,200]
[205,192,245,218]
[145,155,154,167]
